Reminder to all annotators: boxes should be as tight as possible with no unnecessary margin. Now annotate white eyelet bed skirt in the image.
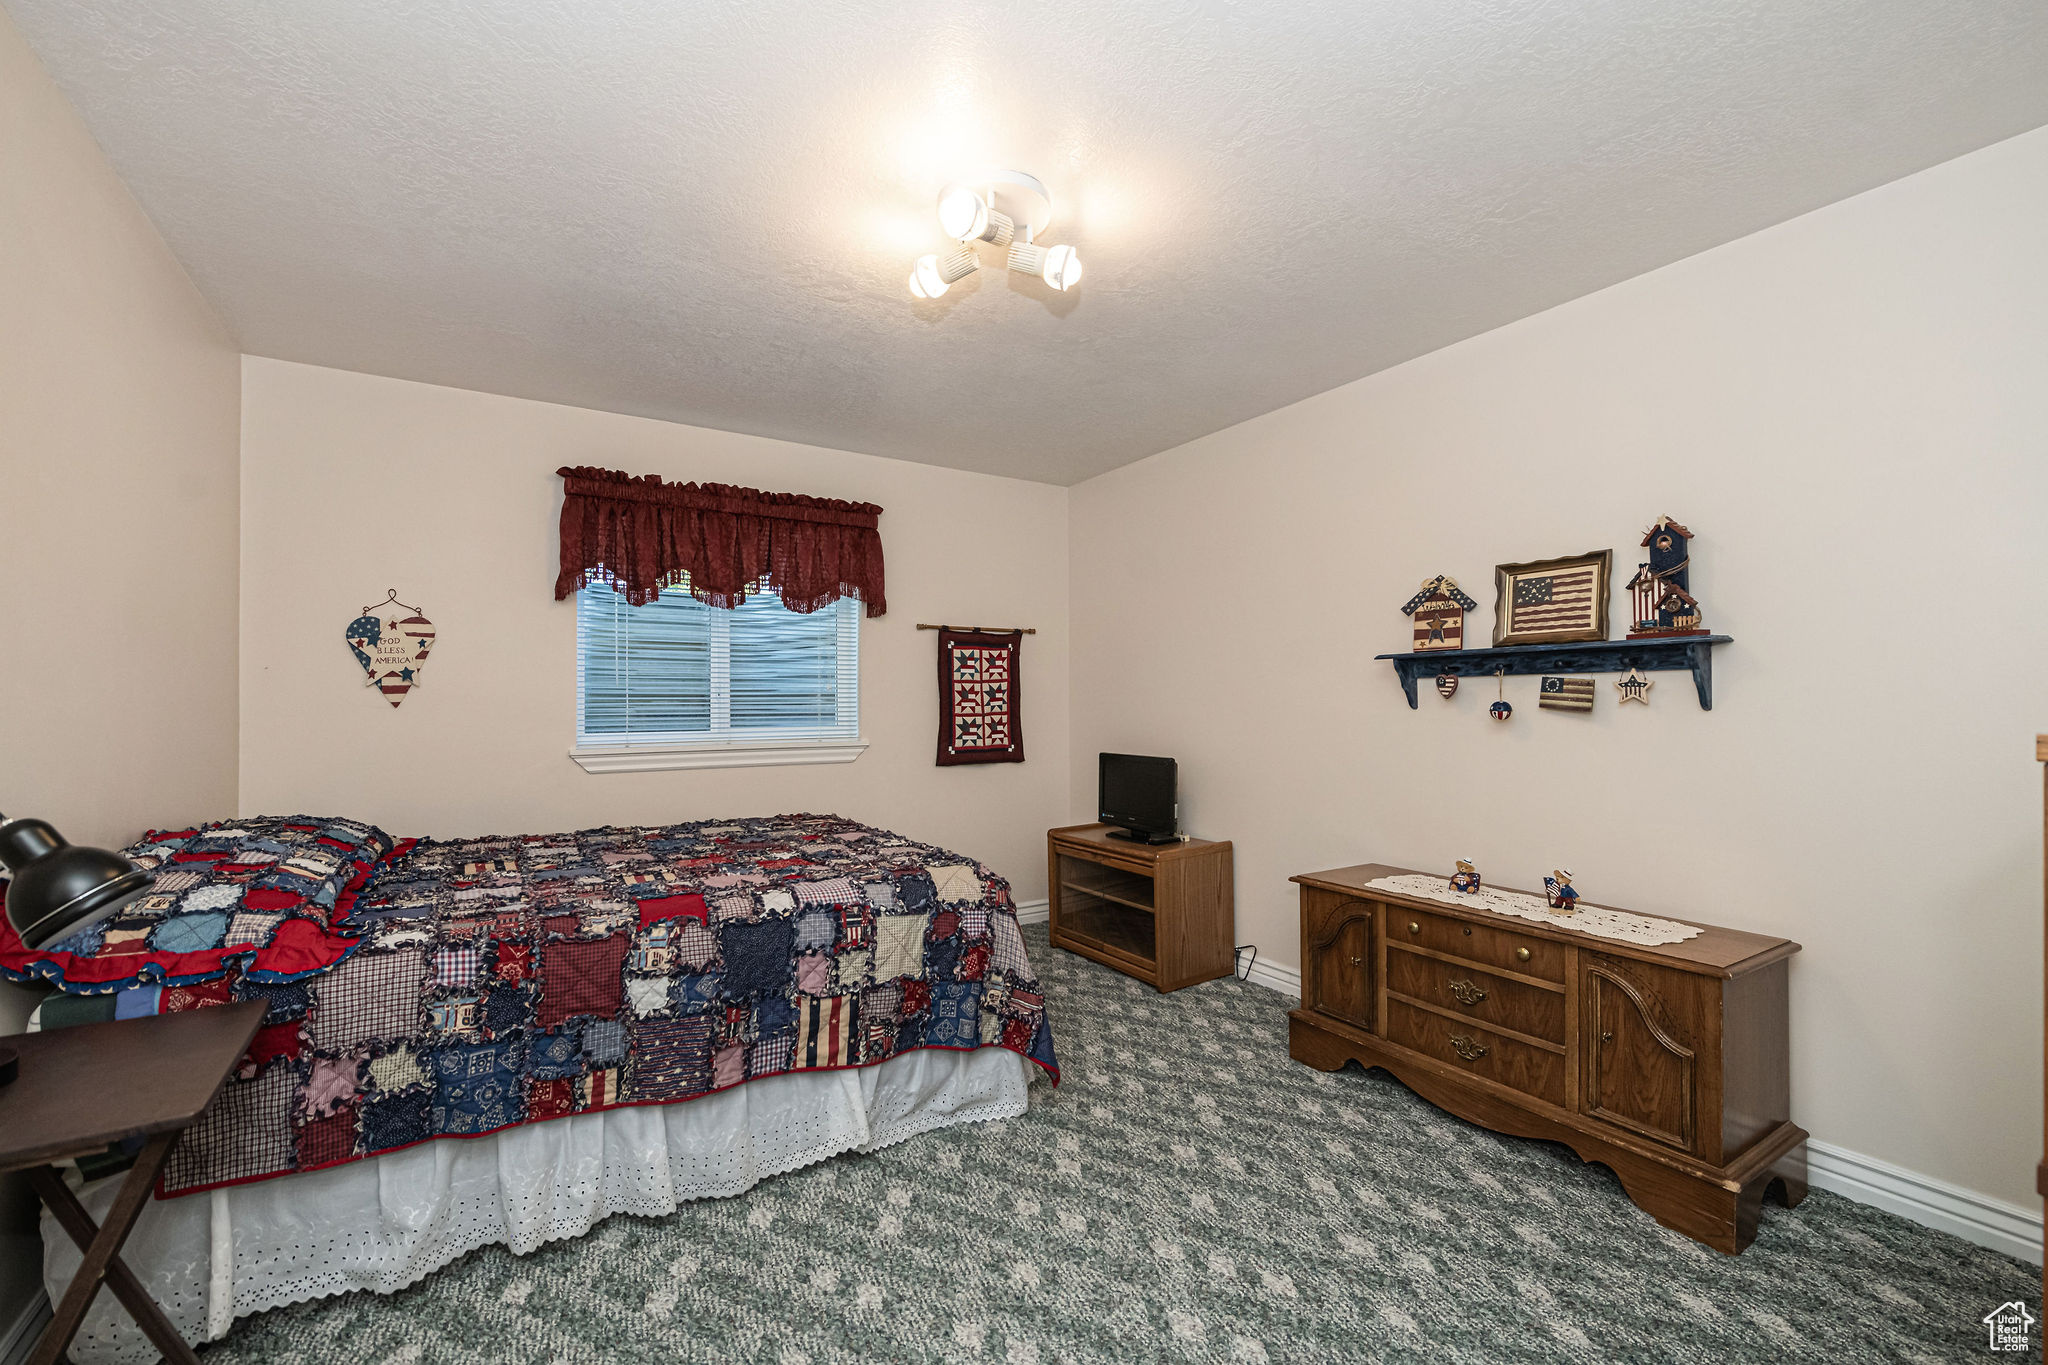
[47,1047,1033,1365]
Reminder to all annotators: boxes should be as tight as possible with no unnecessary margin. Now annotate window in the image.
[571,578,863,772]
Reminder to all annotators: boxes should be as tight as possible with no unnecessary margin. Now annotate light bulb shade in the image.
[0,815,154,950]
[936,186,1014,246]
[936,185,988,242]
[909,248,979,299]
[1042,244,1083,291]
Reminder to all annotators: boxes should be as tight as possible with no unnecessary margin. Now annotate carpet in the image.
[203,926,2036,1363]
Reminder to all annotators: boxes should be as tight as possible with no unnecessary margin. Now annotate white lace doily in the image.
[1364,874,1702,947]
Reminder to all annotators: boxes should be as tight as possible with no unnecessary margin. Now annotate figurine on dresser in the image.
[1449,859,1482,894]
[1544,869,1579,913]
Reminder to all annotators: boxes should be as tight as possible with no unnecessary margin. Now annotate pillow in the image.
[0,815,415,994]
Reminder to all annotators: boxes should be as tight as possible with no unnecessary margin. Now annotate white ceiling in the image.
[9,1,2047,485]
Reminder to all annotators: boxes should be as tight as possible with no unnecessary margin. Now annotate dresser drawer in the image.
[1386,946,1566,1045]
[1389,905,1565,984]
[1385,1000,1565,1107]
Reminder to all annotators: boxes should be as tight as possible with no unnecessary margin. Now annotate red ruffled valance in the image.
[554,466,886,616]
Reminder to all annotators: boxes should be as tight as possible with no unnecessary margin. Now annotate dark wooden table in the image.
[0,1000,264,1365]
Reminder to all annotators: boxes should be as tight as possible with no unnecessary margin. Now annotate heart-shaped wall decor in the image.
[345,605,436,708]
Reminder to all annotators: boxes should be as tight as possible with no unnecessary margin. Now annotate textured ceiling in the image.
[9,1,2047,484]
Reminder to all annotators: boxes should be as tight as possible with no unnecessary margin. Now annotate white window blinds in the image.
[576,579,860,747]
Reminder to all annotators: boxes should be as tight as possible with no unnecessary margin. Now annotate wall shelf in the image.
[1374,635,1732,710]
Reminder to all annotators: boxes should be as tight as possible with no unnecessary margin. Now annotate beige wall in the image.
[238,358,1069,901]
[0,7,240,856]
[1069,126,2048,1207]
[0,2,239,1284]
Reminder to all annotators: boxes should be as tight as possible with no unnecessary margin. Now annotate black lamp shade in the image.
[0,815,155,950]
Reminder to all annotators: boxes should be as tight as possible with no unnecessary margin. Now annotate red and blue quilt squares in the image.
[293,1104,358,1170]
[536,934,629,1028]
[310,948,425,1049]
[432,945,480,989]
[0,814,405,994]
[582,1018,627,1068]
[530,1028,585,1080]
[164,1056,296,1192]
[528,1077,576,1121]
[70,814,1057,1197]
[748,1033,795,1078]
[361,1089,431,1152]
[718,918,797,998]
[794,995,855,1068]
[429,1039,523,1135]
[628,1015,714,1100]
[925,982,983,1049]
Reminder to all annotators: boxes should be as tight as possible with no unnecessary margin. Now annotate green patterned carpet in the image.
[206,926,2036,1364]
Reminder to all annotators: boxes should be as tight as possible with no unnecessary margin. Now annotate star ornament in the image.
[1615,668,1654,705]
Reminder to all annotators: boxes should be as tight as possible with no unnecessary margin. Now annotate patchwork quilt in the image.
[92,814,1056,1196]
[0,817,404,992]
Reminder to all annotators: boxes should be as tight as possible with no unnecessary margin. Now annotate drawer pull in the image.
[1446,978,1487,1006]
[1408,921,1421,935]
[1448,1033,1488,1062]
[1601,1031,1614,1043]
[1349,956,1364,966]
[1514,947,1532,963]
[1461,926,1472,936]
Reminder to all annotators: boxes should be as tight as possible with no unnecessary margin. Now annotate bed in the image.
[4,813,1058,1363]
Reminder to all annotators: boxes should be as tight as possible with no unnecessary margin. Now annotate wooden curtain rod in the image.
[917,623,1036,635]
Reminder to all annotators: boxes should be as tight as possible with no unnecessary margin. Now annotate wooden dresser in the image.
[1048,824,1234,992]
[1288,862,1805,1253]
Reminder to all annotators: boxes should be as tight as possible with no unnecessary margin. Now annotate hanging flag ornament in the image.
[345,590,436,708]
[1538,675,1596,713]
[1615,668,1654,706]
[1488,669,1512,722]
[1435,672,1459,700]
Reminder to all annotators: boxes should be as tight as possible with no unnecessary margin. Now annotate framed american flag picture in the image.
[1492,550,1612,646]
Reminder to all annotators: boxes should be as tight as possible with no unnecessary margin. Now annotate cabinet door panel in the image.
[1306,898,1374,1031]
[1583,959,1697,1151]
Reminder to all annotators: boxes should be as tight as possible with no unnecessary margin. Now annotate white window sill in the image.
[569,737,870,773]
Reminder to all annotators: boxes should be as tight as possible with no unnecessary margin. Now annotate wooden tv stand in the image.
[1047,824,1233,992]
[1287,862,1805,1253]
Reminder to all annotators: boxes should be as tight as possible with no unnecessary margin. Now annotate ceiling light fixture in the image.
[908,170,1082,300]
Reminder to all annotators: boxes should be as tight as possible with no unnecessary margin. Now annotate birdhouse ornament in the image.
[1401,575,1479,651]
[1625,516,1707,638]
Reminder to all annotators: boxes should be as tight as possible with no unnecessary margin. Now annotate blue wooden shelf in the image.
[1374,635,1732,710]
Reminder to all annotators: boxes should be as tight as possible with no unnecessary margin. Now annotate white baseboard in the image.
[1806,1139,2042,1264]
[1014,898,1047,925]
[1235,950,1301,999]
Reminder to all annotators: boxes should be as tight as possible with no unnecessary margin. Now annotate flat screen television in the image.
[1099,752,1178,844]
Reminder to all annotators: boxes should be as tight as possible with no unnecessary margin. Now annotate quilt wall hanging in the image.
[345,590,436,707]
[934,626,1025,765]
[553,466,886,616]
